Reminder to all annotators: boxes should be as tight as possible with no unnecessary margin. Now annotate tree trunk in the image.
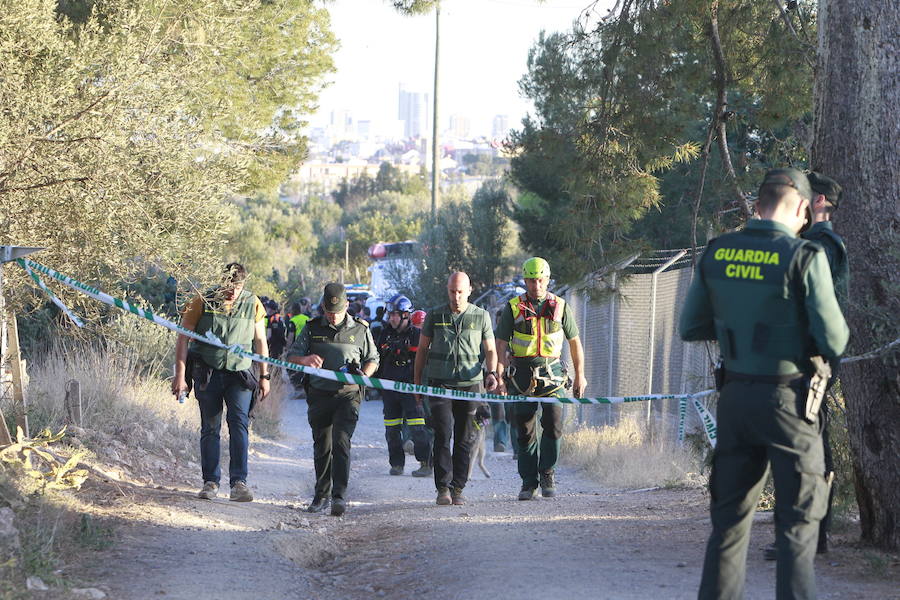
[811,0,900,550]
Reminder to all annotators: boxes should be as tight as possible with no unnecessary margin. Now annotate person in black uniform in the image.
[376,295,432,477]
[287,283,379,517]
[680,168,849,599]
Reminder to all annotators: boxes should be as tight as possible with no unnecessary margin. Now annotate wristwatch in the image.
[260,373,271,380]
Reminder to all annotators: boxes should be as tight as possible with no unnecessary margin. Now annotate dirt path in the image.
[81,395,898,600]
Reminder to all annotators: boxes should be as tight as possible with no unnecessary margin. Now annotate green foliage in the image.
[1,0,336,318]
[389,0,438,15]
[510,2,817,283]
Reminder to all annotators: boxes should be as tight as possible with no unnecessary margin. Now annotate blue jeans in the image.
[195,369,252,486]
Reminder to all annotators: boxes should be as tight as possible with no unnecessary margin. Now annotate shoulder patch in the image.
[354,317,370,328]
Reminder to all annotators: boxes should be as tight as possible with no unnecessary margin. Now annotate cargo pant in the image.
[699,379,827,600]
[306,386,362,501]
[510,360,566,489]
[382,388,431,468]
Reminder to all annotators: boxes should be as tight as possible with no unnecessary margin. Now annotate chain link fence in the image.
[560,249,716,444]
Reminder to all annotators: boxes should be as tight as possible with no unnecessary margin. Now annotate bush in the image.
[561,414,704,489]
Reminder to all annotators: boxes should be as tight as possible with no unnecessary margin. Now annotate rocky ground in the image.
[47,394,900,600]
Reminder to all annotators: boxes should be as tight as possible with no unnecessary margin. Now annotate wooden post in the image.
[0,262,11,446]
[65,380,82,427]
[7,312,28,439]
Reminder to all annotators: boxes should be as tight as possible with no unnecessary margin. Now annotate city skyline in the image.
[309,0,608,138]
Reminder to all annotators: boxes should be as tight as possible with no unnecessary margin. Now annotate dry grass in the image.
[561,414,704,490]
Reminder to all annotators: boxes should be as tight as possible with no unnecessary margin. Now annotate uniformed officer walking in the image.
[287,283,379,517]
[495,257,586,500]
[413,272,500,506]
[680,168,849,599]
[376,295,432,477]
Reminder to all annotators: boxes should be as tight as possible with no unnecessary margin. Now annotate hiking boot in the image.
[494,442,507,453]
[540,471,556,498]
[518,486,537,501]
[307,495,330,513]
[229,481,253,502]
[389,465,404,476]
[330,498,346,517]
[436,488,452,505]
[411,462,433,477]
[197,481,219,500]
[451,488,466,506]
[403,439,415,455]
[763,542,777,561]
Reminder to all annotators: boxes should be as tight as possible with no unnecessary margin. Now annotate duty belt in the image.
[724,371,805,385]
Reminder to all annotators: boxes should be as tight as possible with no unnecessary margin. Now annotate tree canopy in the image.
[0,0,336,311]
[509,0,817,284]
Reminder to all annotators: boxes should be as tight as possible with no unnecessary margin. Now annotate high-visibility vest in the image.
[508,293,566,358]
[290,313,310,335]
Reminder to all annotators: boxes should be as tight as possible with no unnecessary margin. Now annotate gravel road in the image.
[82,394,898,600]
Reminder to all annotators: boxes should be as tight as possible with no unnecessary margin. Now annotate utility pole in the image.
[431,3,441,218]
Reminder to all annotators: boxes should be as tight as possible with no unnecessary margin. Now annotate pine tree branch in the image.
[708,1,753,220]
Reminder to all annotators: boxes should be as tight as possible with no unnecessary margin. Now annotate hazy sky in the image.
[311,0,613,136]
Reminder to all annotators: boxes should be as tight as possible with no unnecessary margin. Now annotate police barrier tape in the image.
[16,257,719,437]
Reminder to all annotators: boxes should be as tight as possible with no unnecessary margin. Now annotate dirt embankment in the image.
[46,397,900,600]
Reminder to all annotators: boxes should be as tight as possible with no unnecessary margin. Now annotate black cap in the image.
[321,282,348,313]
[807,171,842,209]
[759,168,813,201]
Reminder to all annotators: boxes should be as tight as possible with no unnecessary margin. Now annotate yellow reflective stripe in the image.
[384,418,403,427]
[406,418,426,426]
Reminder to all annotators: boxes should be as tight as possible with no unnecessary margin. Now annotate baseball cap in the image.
[807,171,842,209]
[321,282,348,313]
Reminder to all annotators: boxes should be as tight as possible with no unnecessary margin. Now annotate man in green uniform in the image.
[495,257,586,500]
[287,283,379,517]
[413,272,499,506]
[763,171,849,560]
[680,168,849,599]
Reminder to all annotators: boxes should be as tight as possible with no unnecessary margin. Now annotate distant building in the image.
[492,114,510,139]
[398,84,430,138]
[449,114,471,139]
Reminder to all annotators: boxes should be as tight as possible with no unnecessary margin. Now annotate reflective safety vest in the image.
[290,313,310,335]
[190,289,257,372]
[508,293,566,359]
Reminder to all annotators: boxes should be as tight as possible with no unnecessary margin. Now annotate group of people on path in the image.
[170,166,849,600]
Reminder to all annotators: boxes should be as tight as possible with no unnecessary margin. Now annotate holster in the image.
[804,355,832,423]
[714,359,725,391]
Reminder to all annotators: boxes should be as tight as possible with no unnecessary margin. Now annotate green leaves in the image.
[0,0,336,313]
[509,1,818,283]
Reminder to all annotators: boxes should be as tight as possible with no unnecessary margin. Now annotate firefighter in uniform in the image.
[376,295,432,477]
[680,168,849,599]
[287,283,379,517]
[495,257,586,500]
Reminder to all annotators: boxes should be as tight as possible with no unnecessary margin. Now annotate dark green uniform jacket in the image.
[287,314,379,393]
[190,289,257,372]
[680,219,849,375]
[422,303,493,386]
[802,221,849,305]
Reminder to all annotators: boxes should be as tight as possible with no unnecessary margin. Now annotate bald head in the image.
[447,271,472,313]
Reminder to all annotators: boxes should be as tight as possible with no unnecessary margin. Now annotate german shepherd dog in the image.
[468,403,492,479]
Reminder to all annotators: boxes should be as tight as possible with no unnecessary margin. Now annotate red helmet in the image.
[410,310,426,328]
